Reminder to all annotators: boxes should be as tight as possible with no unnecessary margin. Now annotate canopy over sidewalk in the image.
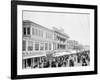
[22,51,46,59]
[53,50,83,57]
[53,51,72,57]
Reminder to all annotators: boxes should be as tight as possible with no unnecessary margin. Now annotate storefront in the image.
[22,52,46,69]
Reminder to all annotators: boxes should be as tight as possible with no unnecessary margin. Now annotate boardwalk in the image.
[23,50,90,69]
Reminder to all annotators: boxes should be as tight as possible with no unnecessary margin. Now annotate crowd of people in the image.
[24,50,90,69]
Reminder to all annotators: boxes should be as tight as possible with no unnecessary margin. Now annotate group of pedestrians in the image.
[29,50,90,69]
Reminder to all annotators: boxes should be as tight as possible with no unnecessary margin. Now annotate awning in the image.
[53,51,71,57]
[22,51,46,59]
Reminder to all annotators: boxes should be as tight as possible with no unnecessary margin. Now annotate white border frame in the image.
[17,5,94,75]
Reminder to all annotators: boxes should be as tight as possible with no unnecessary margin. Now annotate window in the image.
[46,33,52,39]
[37,29,39,36]
[41,31,43,37]
[49,43,51,50]
[46,33,48,39]
[35,42,39,51]
[32,28,34,35]
[36,29,38,36]
[40,31,43,37]
[28,41,33,51]
[23,27,26,35]
[23,40,26,51]
[45,43,48,50]
[23,27,30,35]
[39,30,40,36]
[57,44,60,49]
[53,43,56,50]
[49,34,51,39]
[27,27,30,35]
[40,43,44,50]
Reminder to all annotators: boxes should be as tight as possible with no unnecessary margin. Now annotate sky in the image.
[23,11,90,45]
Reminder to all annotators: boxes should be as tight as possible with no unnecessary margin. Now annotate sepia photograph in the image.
[11,1,97,79]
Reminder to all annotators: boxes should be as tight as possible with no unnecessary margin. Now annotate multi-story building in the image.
[53,27,69,52]
[22,20,69,68]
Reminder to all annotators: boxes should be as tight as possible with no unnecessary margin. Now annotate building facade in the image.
[53,27,69,52]
[22,20,69,68]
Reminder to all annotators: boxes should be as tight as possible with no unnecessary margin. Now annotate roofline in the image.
[54,30,69,38]
[23,20,69,38]
[23,20,53,33]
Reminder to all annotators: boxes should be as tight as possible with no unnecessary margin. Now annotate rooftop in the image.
[23,20,69,38]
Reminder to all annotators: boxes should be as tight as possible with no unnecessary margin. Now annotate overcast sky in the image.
[23,11,90,45]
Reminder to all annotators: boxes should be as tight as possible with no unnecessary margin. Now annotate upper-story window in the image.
[40,30,43,37]
[40,43,44,50]
[41,31,43,37]
[39,30,41,36]
[23,40,26,51]
[23,27,26,35]
[28,41,33,51]
[49,34,51,39]
[46,32,48,39]
[35,42,39,51]
[35,29,38,36]
[49,43,51,50]
[32,28,34,35]
[32,28,44,38]
[46,32,52,39]
[23,27,31,36]
[27,27,30,35]
[45,43,48,50]
[53,43,56,50]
